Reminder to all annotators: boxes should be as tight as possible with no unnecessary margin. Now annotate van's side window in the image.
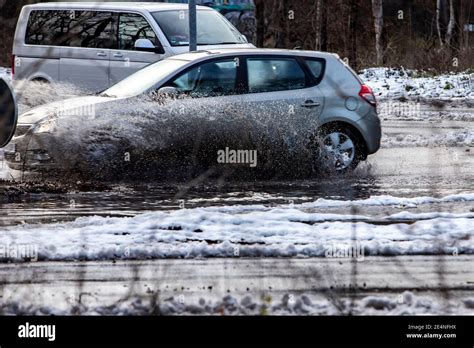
[118,13,159,51]
[26,10,116,49]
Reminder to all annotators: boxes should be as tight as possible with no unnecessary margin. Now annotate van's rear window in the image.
[25,10,116,48]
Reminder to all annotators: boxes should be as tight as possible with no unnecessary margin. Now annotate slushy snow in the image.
[361,67,474,100]
[1,291,473,315]
[1,193,473,261]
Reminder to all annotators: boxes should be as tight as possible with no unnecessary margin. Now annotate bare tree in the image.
[255,0,265,47]
[348,0,359,69]
[437,0,456,48]
[313,0,328,52]
[446,0,456,44]
[274,0,289,48]
[371,0,384,65]
[314,0,322,50]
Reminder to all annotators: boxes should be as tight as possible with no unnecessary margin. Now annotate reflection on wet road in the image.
[1,114,473,227]
[0,146,472,226]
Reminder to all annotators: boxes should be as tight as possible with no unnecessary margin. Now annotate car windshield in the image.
[101,58,189,98]
[152,10,246,46]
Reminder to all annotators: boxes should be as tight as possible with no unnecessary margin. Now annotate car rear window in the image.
[305,59,324,80]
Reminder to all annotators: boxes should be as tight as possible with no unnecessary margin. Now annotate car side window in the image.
[166,59,238,98]
[247,58,306,93]
[26,10,116,49]
[305,59,324,81]
[118,13,159,51]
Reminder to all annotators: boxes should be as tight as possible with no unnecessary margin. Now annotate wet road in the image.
[0,145,472,226]
[1,256,473,314]
[0,104,472,314]
[0,114,473,226]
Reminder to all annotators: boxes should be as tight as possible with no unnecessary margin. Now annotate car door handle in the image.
[97,52,107,57]
[301,100,321,108]
[113,53,124,58]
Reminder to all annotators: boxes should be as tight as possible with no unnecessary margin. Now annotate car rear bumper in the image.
[356,110,381,155]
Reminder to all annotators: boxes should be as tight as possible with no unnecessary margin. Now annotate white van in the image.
[12,2,254,91]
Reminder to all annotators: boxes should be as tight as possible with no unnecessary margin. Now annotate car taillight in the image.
[11,54,15,78]
[359,84,376,107]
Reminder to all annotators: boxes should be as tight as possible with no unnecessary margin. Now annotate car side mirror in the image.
[157,86,180,97]
[135,39,165,54]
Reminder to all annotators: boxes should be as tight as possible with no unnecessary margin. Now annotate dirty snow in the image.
[299,193,474,209]
[361,67,474,100]
[0,193,473,261]
[1,291,473,315]
[381,130,474,148]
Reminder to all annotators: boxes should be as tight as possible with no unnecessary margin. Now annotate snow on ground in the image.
[0,193,473,261]
[381,130,474,148]
[299,193,474,208]
[361,67,474,100]
[1,291,473,315]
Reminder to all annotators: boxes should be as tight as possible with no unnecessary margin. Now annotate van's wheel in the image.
[311,125,364,174]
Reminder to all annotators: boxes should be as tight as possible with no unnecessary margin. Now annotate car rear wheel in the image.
[312,126,364,174]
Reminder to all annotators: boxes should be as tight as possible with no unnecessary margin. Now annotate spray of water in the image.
[13,80,88,111]
[30,93,328,181]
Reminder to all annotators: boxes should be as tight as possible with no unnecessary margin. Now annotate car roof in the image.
[168,48,338,62]
[24,2,211,12]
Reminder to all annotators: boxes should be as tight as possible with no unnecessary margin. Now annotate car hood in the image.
[18,95,119,125]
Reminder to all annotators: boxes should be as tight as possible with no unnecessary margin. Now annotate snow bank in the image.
[0,193,473,261]
[1,291,472,315]
[300,192,474,209]
[361,67,474,100]
[381,130,474,148]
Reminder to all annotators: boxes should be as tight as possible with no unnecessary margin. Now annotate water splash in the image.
[31,94,324,180]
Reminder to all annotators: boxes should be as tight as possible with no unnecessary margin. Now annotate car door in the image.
[109,12,166,86]
[240,55,325,153]
[59,11,116,91]
[159,57,245,163]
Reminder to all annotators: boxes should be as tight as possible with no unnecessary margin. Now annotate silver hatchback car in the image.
[5,48,381,176]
